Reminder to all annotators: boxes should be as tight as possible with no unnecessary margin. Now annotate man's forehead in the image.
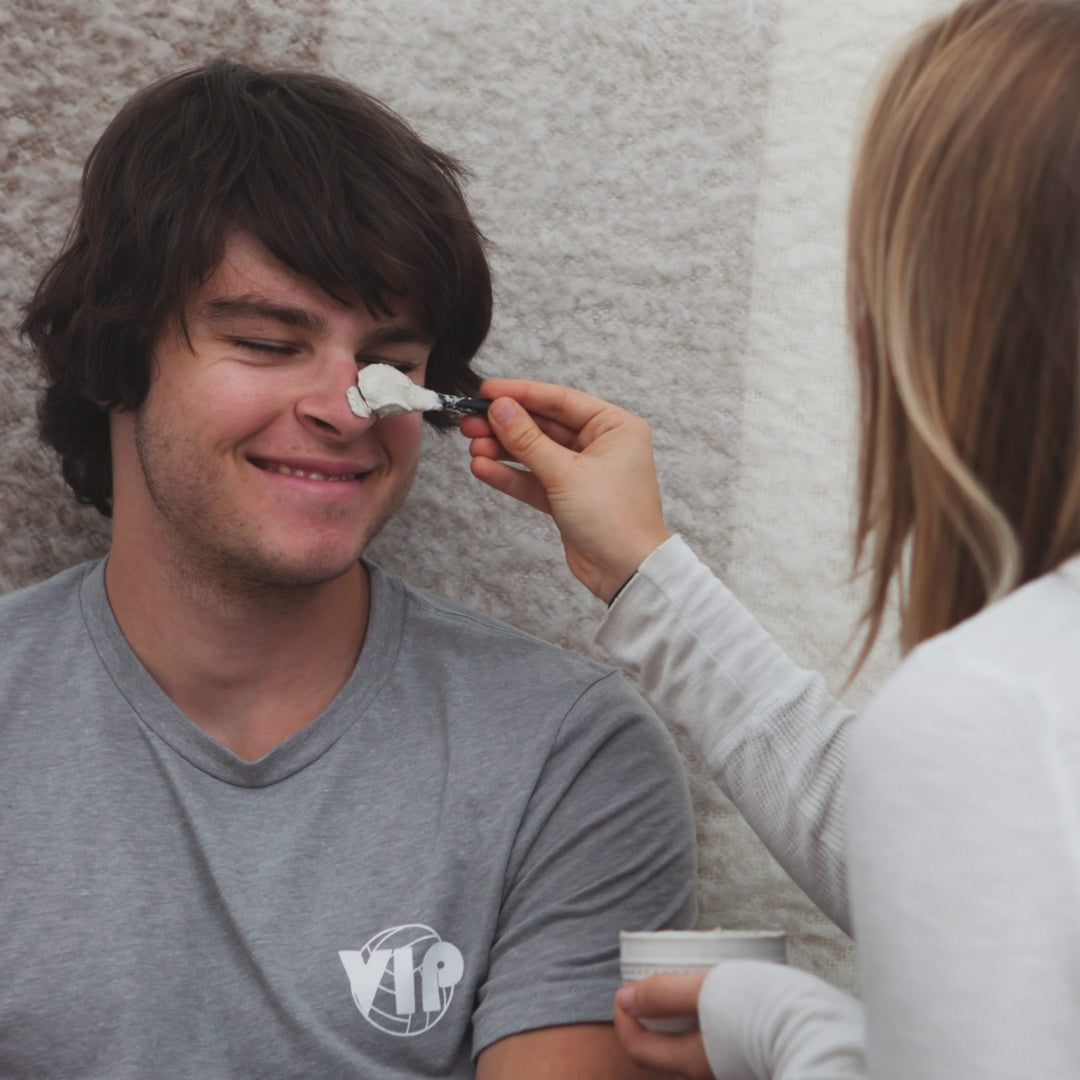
[203,231,318,297]
[188,231,428,337]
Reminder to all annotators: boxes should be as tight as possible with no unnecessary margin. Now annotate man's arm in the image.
[467,669,696,1069]
[476,1023,670,1079]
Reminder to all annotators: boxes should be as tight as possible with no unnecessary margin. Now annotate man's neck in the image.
[103,550,370,761]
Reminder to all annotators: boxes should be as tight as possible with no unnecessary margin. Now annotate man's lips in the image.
[248,457,371,482]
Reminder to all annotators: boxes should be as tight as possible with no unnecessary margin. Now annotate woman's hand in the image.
[462,378,670,603]
[613,973,714,1079]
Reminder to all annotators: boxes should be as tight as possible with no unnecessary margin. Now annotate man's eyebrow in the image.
[200,295,329,334]
[365,323,436,348]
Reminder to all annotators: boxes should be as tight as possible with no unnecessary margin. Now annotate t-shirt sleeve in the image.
[469,670,697,1057]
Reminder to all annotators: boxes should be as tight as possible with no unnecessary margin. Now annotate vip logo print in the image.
[339,924,465,1036]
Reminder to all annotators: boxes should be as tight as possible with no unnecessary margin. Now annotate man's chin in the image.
[265,551,367,589]
[204,507,396,594]
[200,546,367,600]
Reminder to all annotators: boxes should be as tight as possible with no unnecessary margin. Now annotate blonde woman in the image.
[462,1,1080,1076]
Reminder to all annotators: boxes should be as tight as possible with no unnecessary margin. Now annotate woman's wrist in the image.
[596,528,672,604]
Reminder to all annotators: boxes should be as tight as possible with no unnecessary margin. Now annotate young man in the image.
[0,61,695,1078]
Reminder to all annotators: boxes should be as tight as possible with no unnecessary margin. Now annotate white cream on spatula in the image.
[346,364,490,419]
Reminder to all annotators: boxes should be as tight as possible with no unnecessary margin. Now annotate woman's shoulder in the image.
[943,555,1080,667]
[854,557,1080,773]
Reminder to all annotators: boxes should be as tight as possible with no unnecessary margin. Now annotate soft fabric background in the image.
[1,0,949,993]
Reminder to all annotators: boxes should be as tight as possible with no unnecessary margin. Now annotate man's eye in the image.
[233,339,297,356]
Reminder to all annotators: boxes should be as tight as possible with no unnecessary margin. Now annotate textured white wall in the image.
[733,0,949,697]
[1,0,953,993]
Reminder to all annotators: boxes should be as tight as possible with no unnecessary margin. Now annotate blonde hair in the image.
[849,0,1080,664]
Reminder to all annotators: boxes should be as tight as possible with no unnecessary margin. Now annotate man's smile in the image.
[249,456,372,483]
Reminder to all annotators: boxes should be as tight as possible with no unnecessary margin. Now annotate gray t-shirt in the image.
[0,559,696,1078]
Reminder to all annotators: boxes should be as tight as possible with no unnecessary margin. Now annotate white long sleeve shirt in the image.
[597,535,1080,1079]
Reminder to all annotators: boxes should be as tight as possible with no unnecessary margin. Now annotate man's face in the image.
[110,230,432,592]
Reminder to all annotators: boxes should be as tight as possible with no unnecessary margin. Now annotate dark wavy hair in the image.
[21,60,492,517]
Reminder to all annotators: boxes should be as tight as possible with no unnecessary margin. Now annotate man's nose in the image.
[298,355,376,439]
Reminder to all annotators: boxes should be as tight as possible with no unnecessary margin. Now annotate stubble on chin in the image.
[132,411,418,614]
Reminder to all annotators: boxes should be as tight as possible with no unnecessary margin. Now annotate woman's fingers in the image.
[468,456,552,515]
[612,1011,713,1079]
[478,377,617,434]
[480,397,571,481]
[613,974,713,1079]
[619,972,707,1017]
[461,409,580,463]
[465,434,505,462]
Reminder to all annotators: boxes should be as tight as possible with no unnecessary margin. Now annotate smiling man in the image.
[1,61,695,1078]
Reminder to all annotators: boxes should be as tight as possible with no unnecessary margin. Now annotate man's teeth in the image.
[267,463,360,481]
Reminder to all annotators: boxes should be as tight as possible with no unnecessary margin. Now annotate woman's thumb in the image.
[487,397,560,476]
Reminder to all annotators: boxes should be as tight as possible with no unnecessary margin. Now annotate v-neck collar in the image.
[79,558,404,786]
